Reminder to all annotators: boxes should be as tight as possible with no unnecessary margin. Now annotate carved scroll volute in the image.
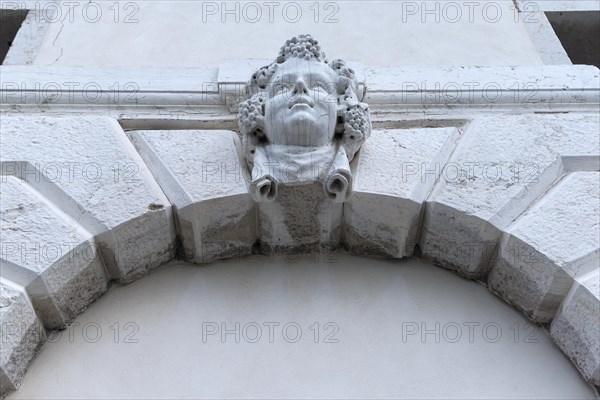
[237,34,371,203]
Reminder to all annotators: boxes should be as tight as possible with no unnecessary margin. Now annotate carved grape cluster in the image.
[250,64,278,93]
[344,106,369,140]
[341,104,371,159]
[277,34,326,63]
[237,97,264,136]
[330,59,357,93]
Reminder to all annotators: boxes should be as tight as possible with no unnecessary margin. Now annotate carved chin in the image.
[285,115,333,143]
[287,109,318,125]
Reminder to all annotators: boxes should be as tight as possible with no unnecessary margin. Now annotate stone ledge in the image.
[364,65,600,107]
[1,65,597,114]
[0,66,219,106]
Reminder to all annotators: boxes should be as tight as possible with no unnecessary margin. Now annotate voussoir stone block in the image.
[488,171,600,323]
[0,282,46,397]
[256,182,344,254]
[0,177,108,329]
[128,130,256,263]
[0,116,177,282]
[550,271,600,385]
[344,127,460,257]
[420,113,600,279]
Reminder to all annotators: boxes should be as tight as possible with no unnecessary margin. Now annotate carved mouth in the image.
[289,97,314,109]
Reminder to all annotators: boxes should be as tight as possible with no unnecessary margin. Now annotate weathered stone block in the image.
[420,114,600,278]
[0,177,108,329]
[257,182,343,254]
[128,130,256,263]
[0,282,45,397]
[0,116,177,282]
[551,271,600,385]
[344,127,460,258]
[489,171,600,323]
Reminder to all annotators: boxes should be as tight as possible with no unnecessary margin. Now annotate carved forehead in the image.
[269,58,337,85]
[245,35,358,98]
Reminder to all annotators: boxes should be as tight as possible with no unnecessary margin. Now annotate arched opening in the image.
[6,253,596,399]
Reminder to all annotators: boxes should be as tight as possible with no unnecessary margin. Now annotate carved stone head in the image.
[238,34,371,202]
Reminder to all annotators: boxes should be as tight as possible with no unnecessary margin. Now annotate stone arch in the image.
[1,112,598,396]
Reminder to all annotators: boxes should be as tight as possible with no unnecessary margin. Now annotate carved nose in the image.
[293,80,309,95]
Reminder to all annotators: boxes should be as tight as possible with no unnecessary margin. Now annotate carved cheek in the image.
[263,100,286,138]
[316,98,337,122]
[263,98,278,121]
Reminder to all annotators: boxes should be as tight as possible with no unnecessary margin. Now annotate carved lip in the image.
[289,96,314,109]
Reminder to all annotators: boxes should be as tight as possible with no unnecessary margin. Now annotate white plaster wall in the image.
[8,255,597,399]
[31,0,543,67]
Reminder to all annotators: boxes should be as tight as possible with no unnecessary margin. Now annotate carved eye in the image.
[272,82,291,95]
[312,81,333,93]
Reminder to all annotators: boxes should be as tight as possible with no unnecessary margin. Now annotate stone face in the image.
[0,116,177,282]
[488,171,600,323]
[0,177,108,329]
[238,35,370,204]
[233,34,372,252]
[420,113,600,278]
[344,127,460,258]
[128,130,256,263]
[551,271,600,385]
[0,282,46,397]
